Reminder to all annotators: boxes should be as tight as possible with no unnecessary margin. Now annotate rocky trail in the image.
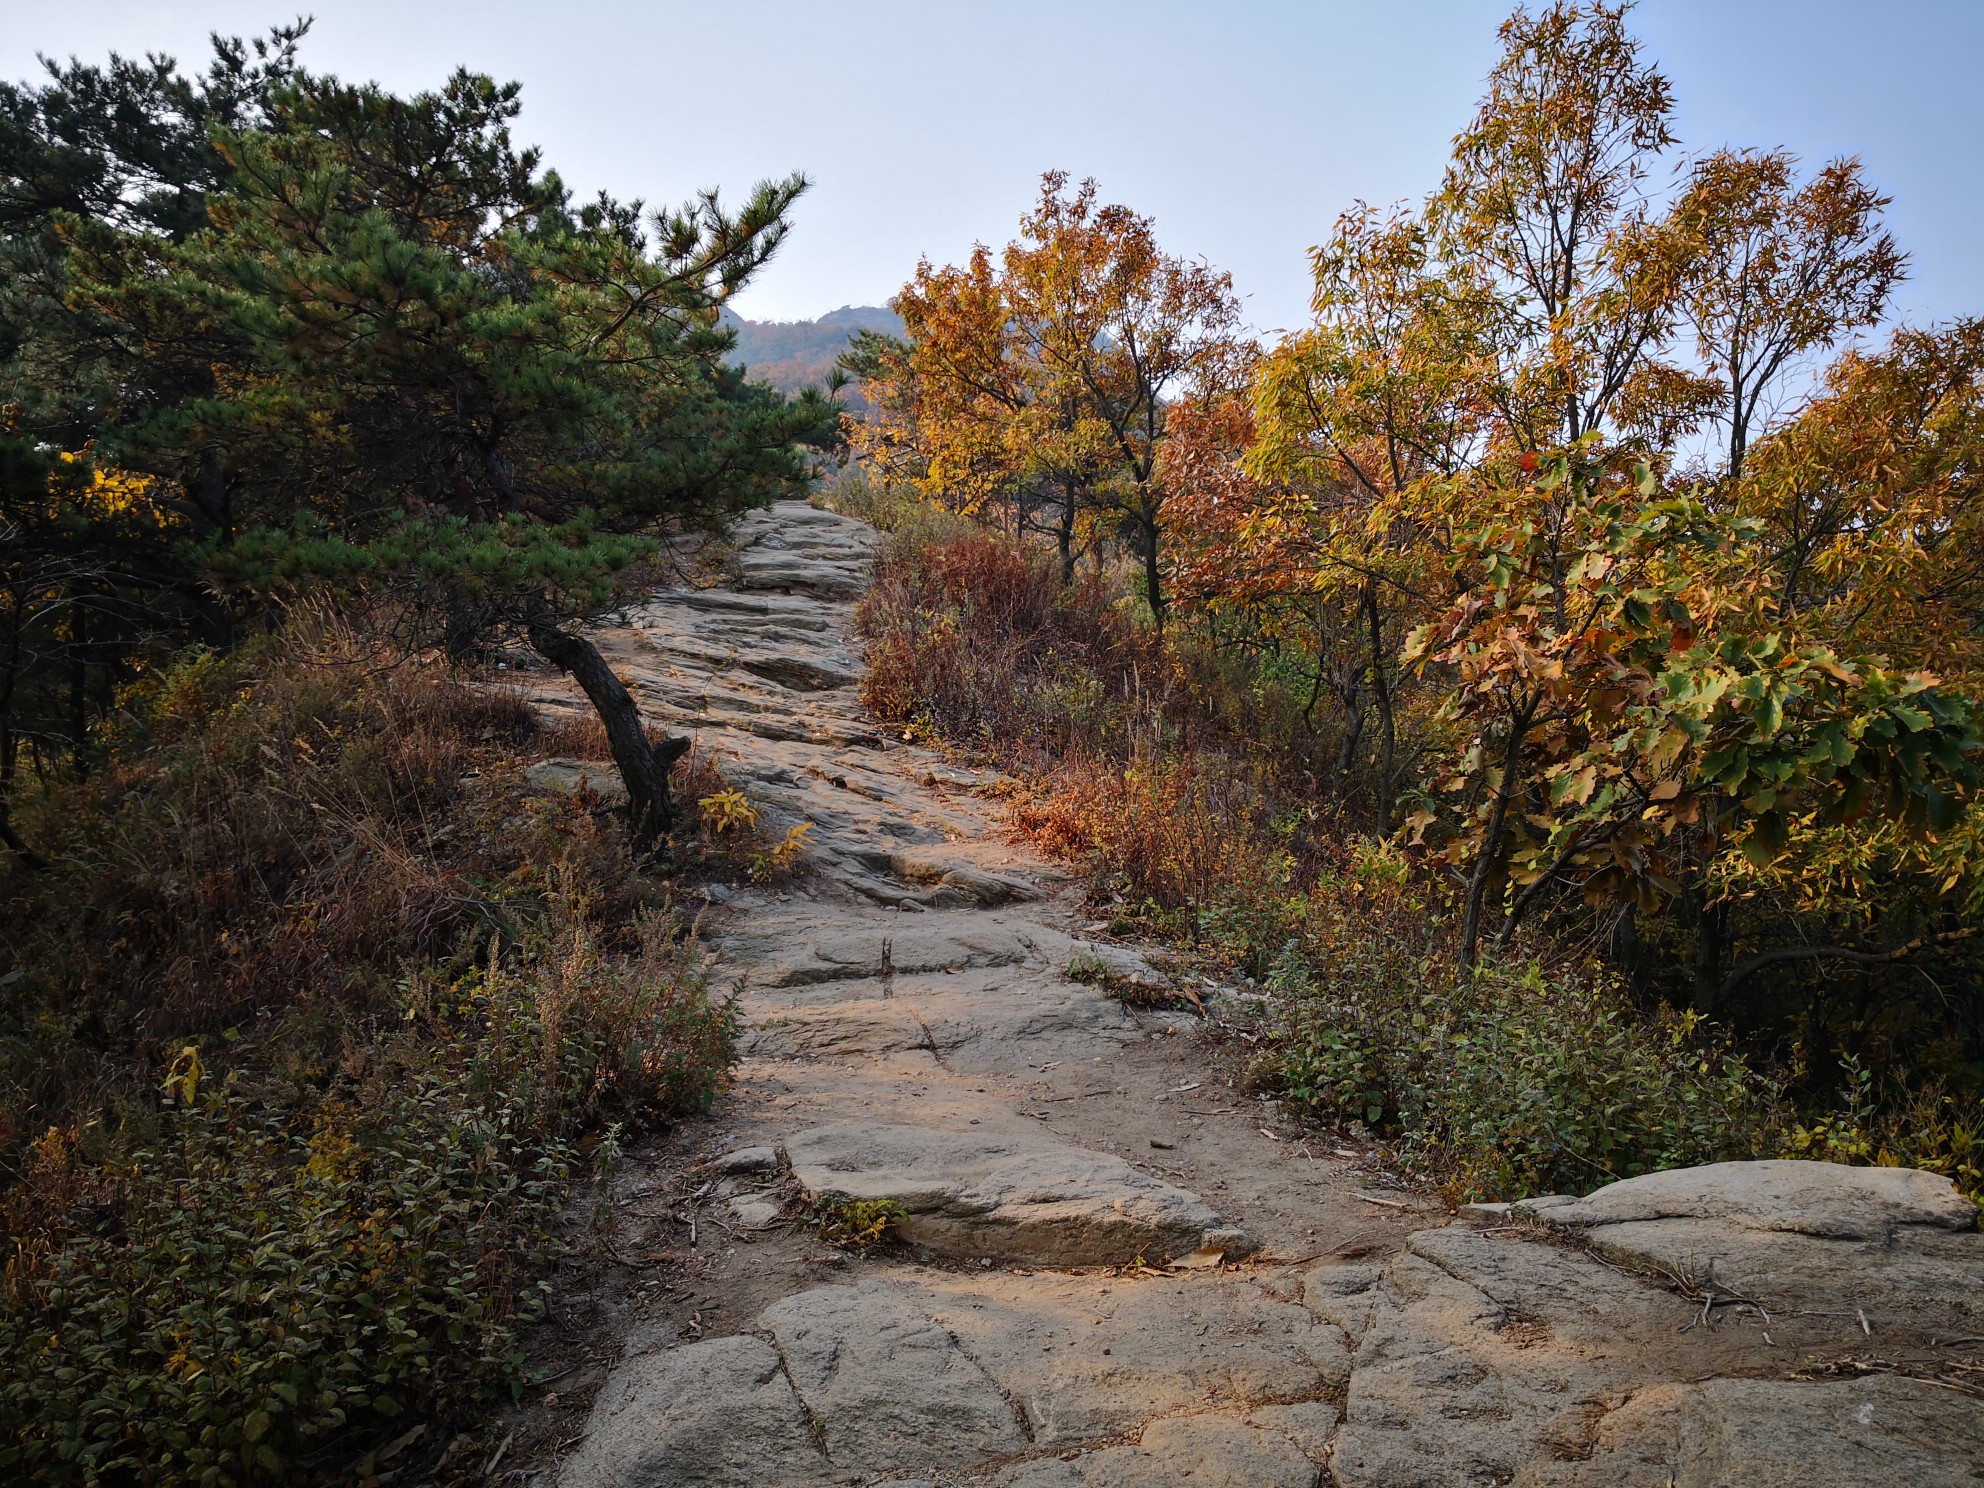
[516,502,1984,1488]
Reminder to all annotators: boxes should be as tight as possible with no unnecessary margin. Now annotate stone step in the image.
[785,1120,1253,1266]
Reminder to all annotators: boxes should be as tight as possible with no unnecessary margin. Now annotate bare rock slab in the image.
[1514,1158,1979,1238]
[730,917,1033,989]
[995,1415,1320,1488]
[1327,1231,1745,1488]
[1247,1399,1342,1463]
[557,1334,834,1488]
[1515,1159,1984,1350]
[919,1270,1347,1448]
[786,1120,1253,1266]
[762,1281,1027,1477]
[735,554,869,599]
[1515,1374,1984,1488]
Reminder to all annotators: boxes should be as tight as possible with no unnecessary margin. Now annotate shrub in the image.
[858,529,1158,766]
[0,907,735,1485]
[0,1073,570,1484]
[1263,948,1778,1201]
[854,519,1981,1204]
[809,1195,905,1251]
[0,618,737,1482]
[1783,1060,1983,1200]
[811,464,940,535]
[414,908,736,1134]
[1014,752,1293,963]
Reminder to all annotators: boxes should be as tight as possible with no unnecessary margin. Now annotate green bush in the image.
[1263,948,1778,1201]
[0,914,734,1486]
[0,1072,569,1483]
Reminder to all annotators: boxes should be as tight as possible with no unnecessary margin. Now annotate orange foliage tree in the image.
[848,173,1243,623]
[1156,0,1981,994]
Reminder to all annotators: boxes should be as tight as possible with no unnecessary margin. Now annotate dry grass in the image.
[0,612,745,1481]
[859,530,1166,768]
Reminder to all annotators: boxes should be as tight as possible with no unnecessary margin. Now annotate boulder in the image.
[1513,1160,1984,1349]
[1514,1159,1979,1240]
[785,1120,1253,1266]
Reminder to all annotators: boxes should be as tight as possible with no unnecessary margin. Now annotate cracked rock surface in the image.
[541,502,1983,1488]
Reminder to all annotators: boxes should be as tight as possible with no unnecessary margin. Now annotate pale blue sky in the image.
[7,2,1979,335]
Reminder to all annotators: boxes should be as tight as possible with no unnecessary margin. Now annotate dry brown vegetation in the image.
[0,616,746,1484]
[854,520,1982,1204]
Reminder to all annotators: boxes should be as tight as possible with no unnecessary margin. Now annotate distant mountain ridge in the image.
[720,304,903,400]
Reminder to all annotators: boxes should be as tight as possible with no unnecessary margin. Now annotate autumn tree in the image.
[1405,450,1979,977]
[1736,319,1984,657]
[850,174,1242,621]
[1224,206,1487,830]
[1005,174,1242,625]
[1663,149,1905,479]
[1430,2,1702,454]
[845,243,1108,565]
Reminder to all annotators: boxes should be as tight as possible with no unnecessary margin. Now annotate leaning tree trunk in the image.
[525,607,688,852]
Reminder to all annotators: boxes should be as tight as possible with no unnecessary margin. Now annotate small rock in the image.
[709,1145,782,1176]
[1149,1137,1176,1150]
[726,1197,782,1229]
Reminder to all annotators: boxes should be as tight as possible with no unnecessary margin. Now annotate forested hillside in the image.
[723,304,902,404]
[0,4,1978,1483]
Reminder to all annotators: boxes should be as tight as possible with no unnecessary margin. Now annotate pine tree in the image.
[3,42,835,852]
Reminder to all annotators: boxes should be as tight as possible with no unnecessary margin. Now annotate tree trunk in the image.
[1364,583,1396,836]
[1,603,19,787]
[1056,477,1078,585]
[1138,506,1165,634]
[1689,892,1730,1015]
[68,599,89,775]
[1331,698,1366,792]
[524,608,688,853]
[1460,697,1537,965]
[1609,902,1644,988]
